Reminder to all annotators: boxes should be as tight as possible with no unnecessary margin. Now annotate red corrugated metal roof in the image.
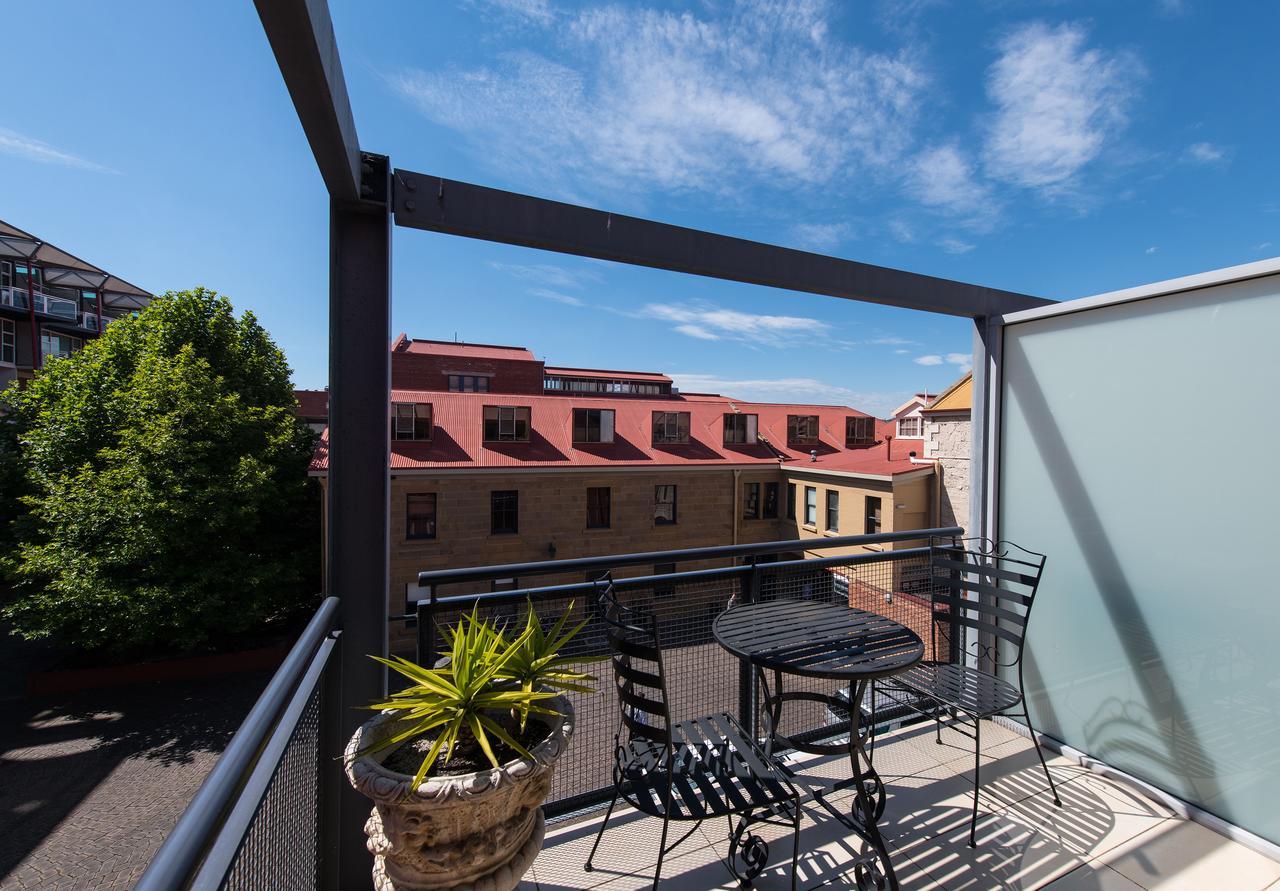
[401,339,536,361]
[310,391,926,478]
[544,366,672,383]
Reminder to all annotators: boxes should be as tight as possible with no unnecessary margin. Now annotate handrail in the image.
[136,596,340,891]
[417,527,961,588]
[426,545,934,612]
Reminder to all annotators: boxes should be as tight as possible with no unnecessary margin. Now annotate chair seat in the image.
[891,662,1023,717]
[619,712,795,820]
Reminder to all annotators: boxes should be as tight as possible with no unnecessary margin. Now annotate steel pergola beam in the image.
[392,171,1053,319]
[254,0,362,203]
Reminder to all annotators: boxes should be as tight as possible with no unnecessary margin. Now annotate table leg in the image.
[846,679,898,891]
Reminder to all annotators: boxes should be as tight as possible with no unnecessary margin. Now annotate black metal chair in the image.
[872,538,1061,846]
[585,579,801,889]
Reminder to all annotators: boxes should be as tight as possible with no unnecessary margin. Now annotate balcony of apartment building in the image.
[134,5,1280,890]
[0,219,152,373]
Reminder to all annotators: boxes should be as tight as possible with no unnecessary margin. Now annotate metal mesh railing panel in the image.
[409,548,957,815]
[221,686,322,891]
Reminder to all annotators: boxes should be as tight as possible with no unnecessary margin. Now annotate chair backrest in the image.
[930,538,1046,670]
[597,579,674,749]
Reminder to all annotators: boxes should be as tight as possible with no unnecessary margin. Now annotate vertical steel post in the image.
[969,315,1001,674]
[95,288,103,332]
[329,154,391,891]
[318,625,343,891]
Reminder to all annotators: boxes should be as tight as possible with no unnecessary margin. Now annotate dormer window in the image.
[652,411,690,445]
[392,403,432,441]
[787,414,819,446]
[897,416,922,437]
[484,405,531,442]
[722,413,758,444]
[846,416,876,446]
[573,408,615,444]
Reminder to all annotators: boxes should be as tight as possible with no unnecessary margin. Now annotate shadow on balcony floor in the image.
[524,721,1280,890]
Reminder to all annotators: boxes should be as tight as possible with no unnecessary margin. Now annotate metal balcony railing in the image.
[0,286,80,320]
[138,528,960,889]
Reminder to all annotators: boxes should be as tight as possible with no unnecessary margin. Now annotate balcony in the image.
[0,286,80,322]
[137,533,1280,890]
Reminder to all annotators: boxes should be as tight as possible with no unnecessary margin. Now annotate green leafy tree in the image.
[1,288,320,653]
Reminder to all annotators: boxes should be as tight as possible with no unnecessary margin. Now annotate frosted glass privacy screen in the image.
[999,273,1280,844]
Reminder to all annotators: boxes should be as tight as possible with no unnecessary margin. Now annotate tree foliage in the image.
[1,288,320,653]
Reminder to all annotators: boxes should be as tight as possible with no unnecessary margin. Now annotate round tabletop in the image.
[713,599,924,681]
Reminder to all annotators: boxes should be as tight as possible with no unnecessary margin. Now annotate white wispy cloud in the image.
[914,354,944,366]
[465,0,555,25]
[938,237,975,254]
[0,127,115,173]
[908,144,994,223]
[866,335,917,346]
[1157,0,1190,16]
[389,2,927,198]
[489,261,600,289]
[669,372,904,417]
[1257,241,1273,252]
[790,222,855,252]
[887,219,916,243]
[983,22,1140,192]
[528,287,584,307]
[640,301,829,347]
[1145,246,1159,254]
[944,352,973,369]
[894,349,910,355]
[1185,141,1227,164]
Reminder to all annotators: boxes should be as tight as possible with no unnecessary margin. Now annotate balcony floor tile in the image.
[529,722,1278,891]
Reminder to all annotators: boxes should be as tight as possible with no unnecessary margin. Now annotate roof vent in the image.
[809,450,818,463]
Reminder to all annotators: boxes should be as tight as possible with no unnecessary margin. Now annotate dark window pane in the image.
[586,486,610,528]
[491,490,519,534]
[865,496,882,535]
[804,487,817,526]
[786,483,796,520]
[743,482,760,519]
[654,485,677,524]
[763,482,779,519]
[406,493,437,540]
[826,490,839,532]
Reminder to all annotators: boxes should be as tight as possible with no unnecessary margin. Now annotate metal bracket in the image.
[359,152,389,205]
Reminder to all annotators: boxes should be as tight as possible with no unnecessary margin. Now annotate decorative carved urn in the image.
[344,698,574,891]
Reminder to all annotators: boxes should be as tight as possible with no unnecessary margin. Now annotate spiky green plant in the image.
[494,601,603,731]
[361,611,562,789]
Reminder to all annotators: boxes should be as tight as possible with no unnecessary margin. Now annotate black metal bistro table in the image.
[713,599,924,890]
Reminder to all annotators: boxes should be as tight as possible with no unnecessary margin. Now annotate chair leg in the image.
[969,718,981,847]
[653,787,675,890]
[790,794,801,891]
[584,788,621,871]
[1024,707,1062,807]
[935,704,943,744]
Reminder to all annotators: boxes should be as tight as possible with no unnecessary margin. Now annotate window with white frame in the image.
[897,416,922,437]
[40,331,80,360]
[392,402,432,440]
[0,318,14,365]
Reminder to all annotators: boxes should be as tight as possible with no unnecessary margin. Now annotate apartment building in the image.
[308,336,936,626]
[0,219,151,387]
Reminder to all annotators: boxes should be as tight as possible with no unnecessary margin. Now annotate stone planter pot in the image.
[344,697,573,891]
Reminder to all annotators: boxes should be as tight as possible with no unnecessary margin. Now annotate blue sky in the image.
[3,0,1277,415]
